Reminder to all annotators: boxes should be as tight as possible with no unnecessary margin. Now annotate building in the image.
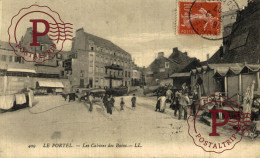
[0,28,69,95]
[131,61,145,86]
[145,52,176,86]
[65,28,133,89]
[146,47,201,86]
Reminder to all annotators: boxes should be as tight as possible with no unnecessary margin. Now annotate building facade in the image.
[66,28,133,88]
[0,28,69,95]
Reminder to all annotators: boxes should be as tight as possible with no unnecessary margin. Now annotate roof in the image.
[215,67,229,76]
[37,81,64,88]
[0,41,16,51]
[85,32,129,55]
[168,48,200,72]
[170,72,190,78]
[208,63,244,70]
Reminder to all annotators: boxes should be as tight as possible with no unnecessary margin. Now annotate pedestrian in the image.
[61,93,68,101]
[166,88,173,103]
[120,97,125,110]
[155,96,161,112]
[89,93,94,112]
[111,94,115,110]
[107,95,113,115]
[131,94,136,110]
[174,90,181,117]
[192,89,199,116]
[179,92,190,120]
[103,94,108,110]
[160,95,167,113]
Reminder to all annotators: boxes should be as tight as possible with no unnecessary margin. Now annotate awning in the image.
[170,72,190,78]
[7,68,36,73]
[37,81,64,88]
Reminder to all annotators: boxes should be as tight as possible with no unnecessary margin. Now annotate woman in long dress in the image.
[160,96,167,113]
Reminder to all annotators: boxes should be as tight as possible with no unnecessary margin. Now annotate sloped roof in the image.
[168,48,195,64]
[208,63,244,70]
[0,41,16,51]
[168,47,200,72]
[85,32,128,54]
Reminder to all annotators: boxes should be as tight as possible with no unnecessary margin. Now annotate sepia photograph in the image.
[0,0,259,157]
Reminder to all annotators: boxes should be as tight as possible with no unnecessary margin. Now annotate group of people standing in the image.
[156,83,199,120]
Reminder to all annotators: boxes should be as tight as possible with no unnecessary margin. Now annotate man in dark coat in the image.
[106,95,113,115]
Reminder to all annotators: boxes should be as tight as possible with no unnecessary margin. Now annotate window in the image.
[1,55,6,61]
[40,43,44,51]
[80,70,84,77]
[165,62,170,68]
[9,56,13,62]
[91,47,94,51]
[15,56,21,63]
[96,66,98,72]
[125,71,127,77]
[128,72,130,77]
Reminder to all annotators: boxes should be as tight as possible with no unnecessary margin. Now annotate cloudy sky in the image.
[0,0,247,67]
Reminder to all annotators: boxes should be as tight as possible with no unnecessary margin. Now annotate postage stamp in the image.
[8,4,73,63]
[177,0,239,40]
[187,95,252,153]
[178,1,221,36]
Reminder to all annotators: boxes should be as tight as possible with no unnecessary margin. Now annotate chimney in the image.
[76,27,84,37]
[207,53,210,61]
[157,52,164,58]
[183,52,188,56]
[173,47,178,53]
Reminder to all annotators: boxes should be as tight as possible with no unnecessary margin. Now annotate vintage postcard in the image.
[0,0,260,157]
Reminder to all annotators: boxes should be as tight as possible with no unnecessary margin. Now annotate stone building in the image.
[146,48,201,86]
[65,28,133,88]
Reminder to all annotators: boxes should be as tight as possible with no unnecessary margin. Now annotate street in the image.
[0,95,260,157]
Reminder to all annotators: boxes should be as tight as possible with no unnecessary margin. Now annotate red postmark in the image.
[8,4,73,63]
[178,1,221,36]
[188,95,251,153]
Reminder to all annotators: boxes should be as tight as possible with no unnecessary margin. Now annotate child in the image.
[131,94,136,110]
[120,97,125,110]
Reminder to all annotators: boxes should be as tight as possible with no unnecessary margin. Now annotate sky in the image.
[0,0,248,67]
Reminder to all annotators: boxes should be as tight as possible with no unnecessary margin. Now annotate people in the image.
[179,92,190,120]
[174,90,181,117]
[155,96,161,112]
[106,95,113,115]
[111,94,115,110]
[159,95,167,113]
[166,88,173,103]
[192,89,199,116]
[88,93,94,112]
[103,94,108,110]
[131,94,136,110]
[120,97,125,111]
